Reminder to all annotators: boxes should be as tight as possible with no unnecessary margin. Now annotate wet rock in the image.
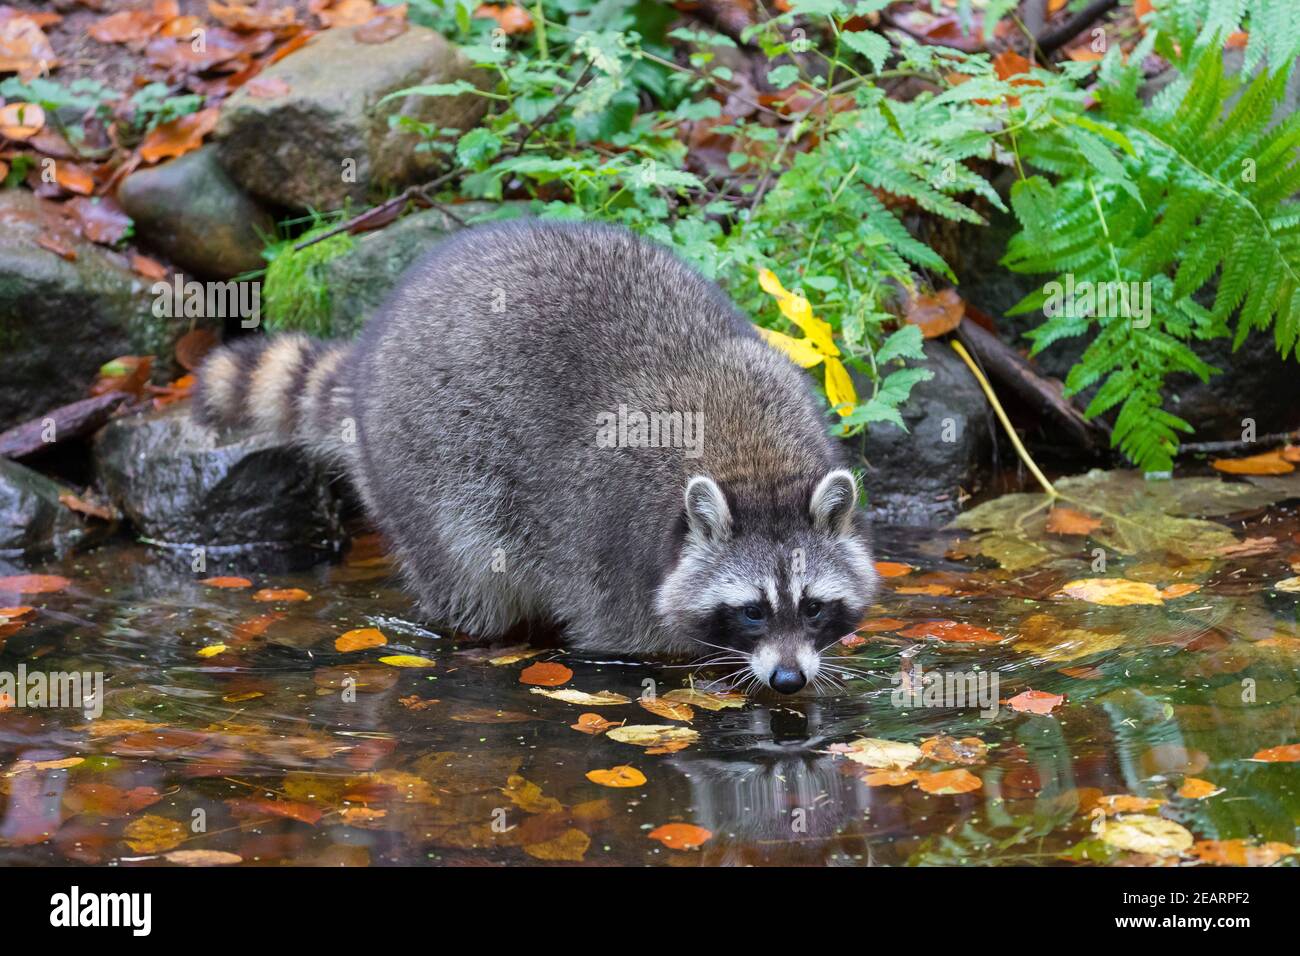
[0,458,105,557]
[0,191,179,430]
[215,24,489,212]
[117,146,274,279]
[93,403,343,554]
[851,341,994,525]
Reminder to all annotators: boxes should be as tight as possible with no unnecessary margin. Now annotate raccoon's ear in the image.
[684,475,732,544]
[810,469,858,536]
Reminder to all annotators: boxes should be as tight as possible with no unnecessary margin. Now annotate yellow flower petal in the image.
[756,326,826,368]
[824,358,857,416]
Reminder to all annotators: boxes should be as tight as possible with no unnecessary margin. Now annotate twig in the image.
[510,59,596,158]
[1037,0,1120,56]
[293,171,459,252]
[1177,429,1300,456]
[950,339,1058,497]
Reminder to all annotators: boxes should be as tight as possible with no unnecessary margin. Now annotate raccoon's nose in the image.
[769,667,806,694]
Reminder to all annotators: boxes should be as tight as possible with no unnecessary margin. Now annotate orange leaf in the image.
[208,2,299,31]
[519,661,573,687]
[571,713,618,735]
[0,606,35,621]
[648,822,712,850]
[895,583,954,596]
[858,617,906,632]
[1045,507,1101,535]
[873,561,914,578]
[1251,743,1300,762]
[1191,839,1294,866]
[475,3,533,34]
[638,696,694,722]
[0,101,45,140]
[252,587,312,603]
[174,328,219,371]
[1176,778,1222,799]
[919,735,987,765]
[54,161,95,195]
[131,253,168,280]
[1006,689,1064,715]
[915,768,982,794]
[246,75,291,99]
[904,289,964,338]
[227,797,323,826]
[861,769,918,786]
[0,574,70,594]
[139,108,219,165]
[585,765,646,788]
[335,627,386,652]
[1212,449,1294,475]
[898,620,1003,644]
[993,49,1033,81]
[199,575,251,589]
[1158,582,1201,599]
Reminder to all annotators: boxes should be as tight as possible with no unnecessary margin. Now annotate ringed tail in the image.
[194,334,357,463]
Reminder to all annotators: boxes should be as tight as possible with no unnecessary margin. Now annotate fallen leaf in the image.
[91,355,152,397]
[1159,582,1201,599]
[1045,507,1102,535]
[163,849,242,866]
[354,12,409,43]
[1096,794,1164,815]
[606,724,700,753]
[904,288,964,338]
[1006,689,1064,715]
[487,648,544,665]
[831,737,923,770]
[502,774,563,813]
[861,769,919,786]
[638,696,694,722]
[915,768,982,794]
[524,828,589,861]
[571,713,618,734]
[898,620,1004,644]
[88,2,179,43]
[64,783,161,817]
[335,627,386,652]
[475,3,533,34]
[919,736,987,765]
[0,607,34,621]
[199,576,252,589]
[1212,449,1294,475]
[859,617,906,632]
[0,574,70,594]
[1215,536,1277,557]
[130,253,167,280]
[894,583,954,596]
[519,661,573,687]
[0,10,59,79]
[53,161,96,196]
[1101,815,1193,857]
[66,196,131,245]
[873,561,914,577]
[1251,743,1300,762]
[122,814,186,853]
[1274,577,1300,594]
[661,688,746,710]
[4,756,83,776]
[378,655,435,668]
[139,108,219,165]
[0,101,45,140]
[1190,840,1295,866]
[245,75,291,98]
[208,2,298,31]
[197,644,227,658]
[1057,578,1165,606]
[648,822,712,850]
[397,694,438,710]
[318,0,377,28]
[174,328,219,371]
[227,797,323,825]
[586,765,646,788]
[529,687,631,706]
[1177,778,1223,800]
[448,707,532,723]
[252,588,312,603]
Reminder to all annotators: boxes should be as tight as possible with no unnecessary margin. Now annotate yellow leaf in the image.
[606,724,700,752]
[197,644,227,658]
[1102,815,1193,857]
[529,687,631,705]
[638,696,694,721]
[833,737,923,770]
[824,357,857,416]
[123,815,187,853]
[756,326,825,368]
[163,849,242,866]
[524,827,589,861]
[378,655,436,668]
[661,688,746,711]
[1057,578,1165,606]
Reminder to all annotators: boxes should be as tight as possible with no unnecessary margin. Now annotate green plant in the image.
[262,218,356,338]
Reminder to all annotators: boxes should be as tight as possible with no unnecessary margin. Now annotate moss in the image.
[261,225,355,338]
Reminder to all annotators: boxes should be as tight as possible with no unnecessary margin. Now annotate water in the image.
[1,499,1298,867]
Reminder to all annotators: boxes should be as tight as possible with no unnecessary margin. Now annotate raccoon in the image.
[196,220,878,693]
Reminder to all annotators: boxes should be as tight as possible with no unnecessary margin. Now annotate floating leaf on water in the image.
[398,695,438,711]
[571,713,619,734]
[1005,690,1064,715]
[63,783,161,818]
[335,628,387,652]
[874,561,914,577]
[5,756,84,777]
[378,655,435,668]
[894,583,954,596]
[501,775,563,814]
[662,688,746,711]
[831,737,923,770]
[122,815,187,853]
[1096,794,1164,815]
[529,687,631,706]
[585,765,646,788]
[523,828,589,862]
[606,724,700,753]
[197,644,227,658]
[1158,582,1201,599]
[1057,578,1165,606]
[648,823,713,850]
[1190,840,1296,866]
[1045,506,1102,535]
[252,587,312,603]
[199,577,252,589]
[1212,449,1294,475]
[858,617,906,632]
[1215,536,1277,557]
[77,719,165,738]
[0,574,70,594]
[638,696,694,722]
[898,620,1004,644]
[915,769,982,794]
[519,662,573,686]
[861,769,919,786]
[0,606,34,621]
[163,849,242,866]
[1101,815,1193,857]
[919,736,987,765]
[1274,577,1300,593]
[1013,613,1126,662]
[448,707,533,723]
[1177,778,1223,800]
[488,648,544,666]
[1250,743,1300,762]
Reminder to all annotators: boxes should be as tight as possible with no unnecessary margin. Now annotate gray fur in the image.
[195,221,878,686]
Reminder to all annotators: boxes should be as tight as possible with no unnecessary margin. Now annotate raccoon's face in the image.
[655,469,878,694]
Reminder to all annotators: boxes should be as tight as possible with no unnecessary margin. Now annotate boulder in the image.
[0,458,106,557]
[0,191,179,430]
[851,341,994,525]
[117,146,274,279]
[93,403,344,554]
[214,24,489,212]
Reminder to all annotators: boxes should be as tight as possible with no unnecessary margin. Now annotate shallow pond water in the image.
[1,478,1299,867]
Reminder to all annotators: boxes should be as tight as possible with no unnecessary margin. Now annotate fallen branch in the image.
[1038,0,1120,56]
[1177,429,1300,456]
[0,393,130,461]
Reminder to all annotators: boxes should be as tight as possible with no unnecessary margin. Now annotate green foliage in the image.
[1150,0,1300,73]
[1005,40,1300,472]
[262,221,355,338]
